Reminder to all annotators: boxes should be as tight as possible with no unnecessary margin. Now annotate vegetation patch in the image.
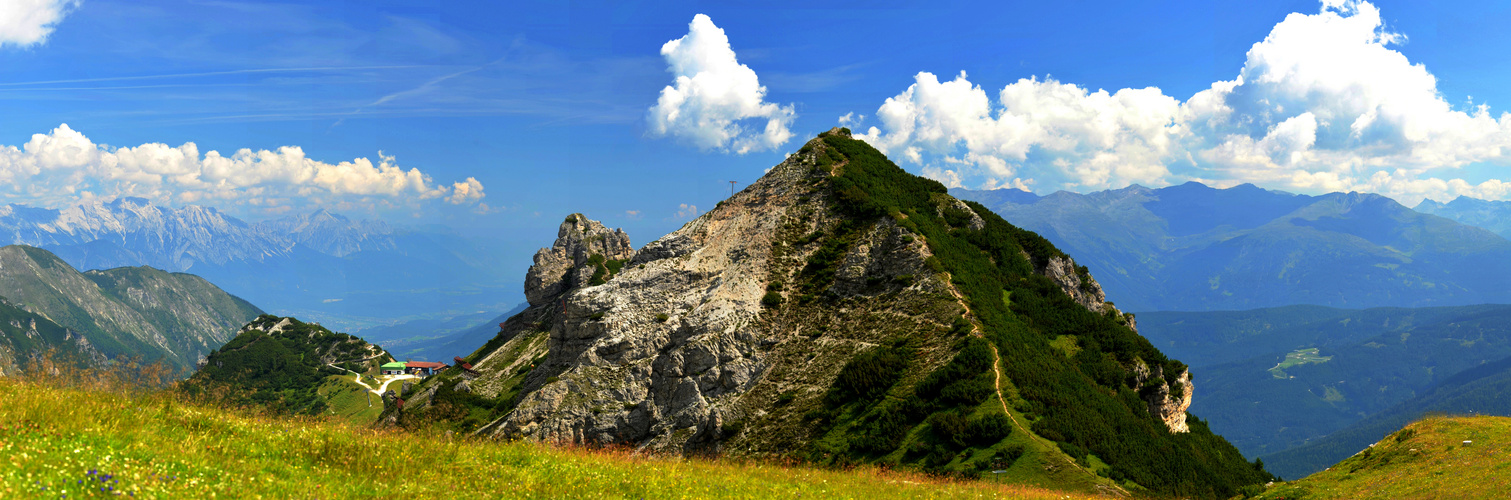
[789,133,1272,497]
[1268,347,1332,379]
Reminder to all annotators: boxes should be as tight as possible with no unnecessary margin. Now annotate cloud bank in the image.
[851,0,1511,205]
[0,0,78,48]
[0,124,486,211]
[648,14,795,154]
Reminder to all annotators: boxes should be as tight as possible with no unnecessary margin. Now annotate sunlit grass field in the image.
[1257,416,1511,499]
[0,371,1103,499]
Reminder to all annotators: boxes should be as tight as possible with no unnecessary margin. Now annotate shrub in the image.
[588,312,605,321]
[827,346,912,406]
[761,291,784,308]
[927,411,970,448]
[654,313,669,323]
[775,391,797,406]
[721,419,745,435]
[964,413,1013,446]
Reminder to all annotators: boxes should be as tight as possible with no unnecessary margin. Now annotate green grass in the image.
[0,376,1108,499]
[1268,348,1332,379]
[316,375,384,425]
[1257,416,1511,499]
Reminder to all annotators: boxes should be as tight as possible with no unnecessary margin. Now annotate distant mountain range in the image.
[953,182,1511,312]
[0,198,518,330]
[0,245,262,374]
[1414,196,1511,240]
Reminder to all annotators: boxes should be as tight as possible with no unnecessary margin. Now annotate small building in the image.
[453,356,477,373]
[380,361,407,375]
[406,361,448,376]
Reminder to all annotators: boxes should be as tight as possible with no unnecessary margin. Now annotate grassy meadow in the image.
[1257,416,1511,499]
[0,368,1105,499]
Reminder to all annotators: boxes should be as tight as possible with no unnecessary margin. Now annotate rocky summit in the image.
[391,129,1269,498]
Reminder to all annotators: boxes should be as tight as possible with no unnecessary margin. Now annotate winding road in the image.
[327,361,418,396]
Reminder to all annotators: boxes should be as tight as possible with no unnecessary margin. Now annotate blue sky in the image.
[3,0,1511,253]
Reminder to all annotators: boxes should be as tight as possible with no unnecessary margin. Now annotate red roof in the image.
[406,361,448,369]
[453,356,475,371]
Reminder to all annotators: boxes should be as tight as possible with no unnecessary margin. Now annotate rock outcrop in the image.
[1133,358,1193,433]
[523,214,636,307]
[1042,255,1108,313]
[417,131,965,454]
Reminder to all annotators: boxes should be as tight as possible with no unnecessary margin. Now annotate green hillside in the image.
[182,315,391,415]
[0,297,99,373]
[0,245,262,373]
[1257,416,1511,499]
[1,376,1103,499]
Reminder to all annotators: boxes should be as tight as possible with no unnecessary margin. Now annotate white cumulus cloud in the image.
[0,124,485,211]
[0,0,79,48]
[445,177,485,205]
[854,72,1180,191]
[852,0,1511,205]
[647,14,795,154]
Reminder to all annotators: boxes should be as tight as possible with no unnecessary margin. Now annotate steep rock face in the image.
[1133,359,1193,433]
[449,135,966,453]
[473,133,1188,446]
[523,215,635,307]
[1042,255,1108,313]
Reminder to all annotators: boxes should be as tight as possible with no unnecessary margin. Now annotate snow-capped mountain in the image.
[0,197,286,271]
[0,198,517,330]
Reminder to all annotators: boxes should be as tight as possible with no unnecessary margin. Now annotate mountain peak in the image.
[388,130,1271,497]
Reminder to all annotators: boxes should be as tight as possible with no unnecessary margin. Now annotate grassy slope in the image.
[316,374,386,425]
[1258,416,1511,499]
[0,377,1102,499]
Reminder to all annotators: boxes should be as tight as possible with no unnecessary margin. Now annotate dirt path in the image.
[374,374,418,394]
[983,335,1128,497]
[941,271,1127,496]
[327,362,416,396]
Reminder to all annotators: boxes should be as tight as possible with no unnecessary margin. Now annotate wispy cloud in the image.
[0,65,435,87]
